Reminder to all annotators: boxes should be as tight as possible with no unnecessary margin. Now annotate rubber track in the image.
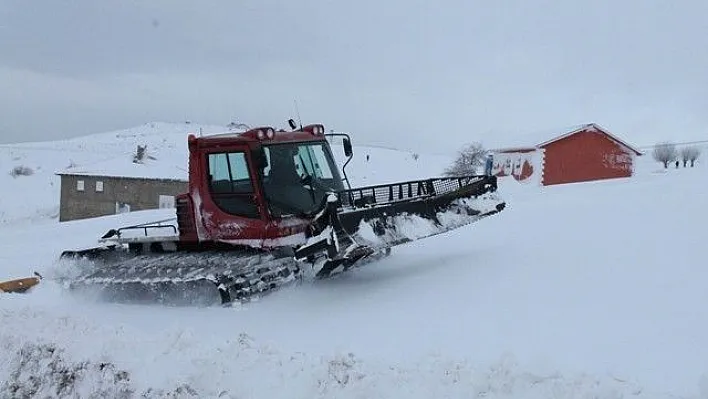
[69,250,302,305]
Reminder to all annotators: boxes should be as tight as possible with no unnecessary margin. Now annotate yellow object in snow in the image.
[0,272,42,294]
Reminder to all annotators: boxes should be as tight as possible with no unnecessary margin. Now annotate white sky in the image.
[1,0,707,153]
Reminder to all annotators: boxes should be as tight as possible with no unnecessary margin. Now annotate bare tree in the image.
[9,165,33,178]
[689,147,701,167]
[680,146,690,167]
[444,142,486,176]
[652,142,677,169]
[681,145,701,167]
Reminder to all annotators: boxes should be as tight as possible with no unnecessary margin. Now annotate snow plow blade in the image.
[296,175,505,277]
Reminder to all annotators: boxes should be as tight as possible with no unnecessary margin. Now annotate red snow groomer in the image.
[61,120,505,305]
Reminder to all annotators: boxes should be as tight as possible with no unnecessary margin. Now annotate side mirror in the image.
[343,138,353,157]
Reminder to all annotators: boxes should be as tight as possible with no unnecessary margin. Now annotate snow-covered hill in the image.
[0,121,452,225]
[0,122,222,225]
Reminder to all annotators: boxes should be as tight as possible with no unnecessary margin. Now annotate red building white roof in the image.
[484,123,643,155]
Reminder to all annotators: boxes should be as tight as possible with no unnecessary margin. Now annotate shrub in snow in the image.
[1,341,205,398]
[2,342,133,398]
[680,145,701,167]
[227,121,251,130]
[9,165,34,177]
[444,142,486,176]
[326,353,364,387]
[652,142,677,168]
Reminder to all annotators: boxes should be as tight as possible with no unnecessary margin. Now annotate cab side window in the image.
[207,152,259,218]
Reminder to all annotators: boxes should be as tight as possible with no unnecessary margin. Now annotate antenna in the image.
[293,99,303,129]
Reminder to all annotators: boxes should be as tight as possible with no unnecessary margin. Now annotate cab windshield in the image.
[260,141,344,217]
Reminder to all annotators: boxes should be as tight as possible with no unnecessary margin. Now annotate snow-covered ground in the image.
[1,125,708,398]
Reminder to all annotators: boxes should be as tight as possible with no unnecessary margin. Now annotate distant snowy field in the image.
[2,124,708,398]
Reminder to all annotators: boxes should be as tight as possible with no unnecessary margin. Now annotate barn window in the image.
[96,181,104,192]
[77,180,85,191]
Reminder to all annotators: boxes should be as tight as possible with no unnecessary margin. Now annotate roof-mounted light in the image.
[303,124,325,135]
[247,126,276,140]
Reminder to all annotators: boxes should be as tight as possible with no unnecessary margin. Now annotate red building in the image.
[489,123,643,186]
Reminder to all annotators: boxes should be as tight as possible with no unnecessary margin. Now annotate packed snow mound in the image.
[0,307,660,399]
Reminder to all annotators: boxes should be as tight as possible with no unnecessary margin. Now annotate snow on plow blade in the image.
[296,175,506,277]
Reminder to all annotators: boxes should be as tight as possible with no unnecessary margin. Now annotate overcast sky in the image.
[1,0,707,153]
